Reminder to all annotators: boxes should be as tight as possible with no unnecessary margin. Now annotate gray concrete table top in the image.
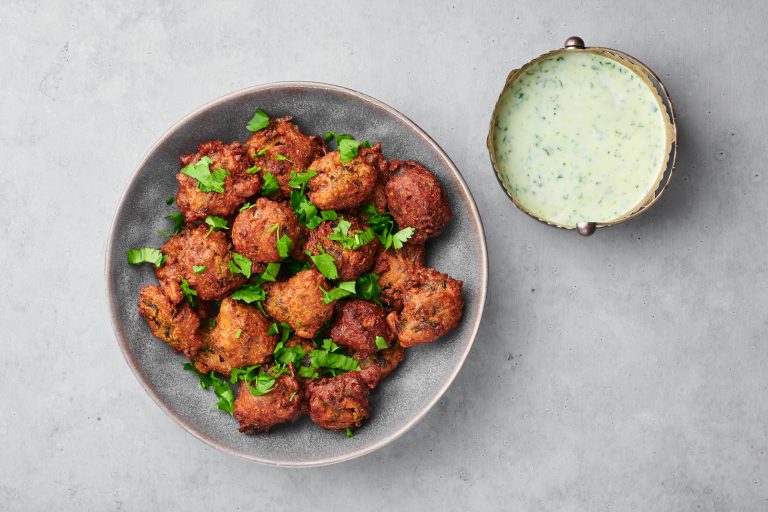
[2,1,766,510]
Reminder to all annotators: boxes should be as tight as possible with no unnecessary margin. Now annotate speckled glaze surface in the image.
[106,82,488,467]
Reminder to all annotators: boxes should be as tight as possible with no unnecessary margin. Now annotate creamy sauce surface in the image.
[493,51,667,227]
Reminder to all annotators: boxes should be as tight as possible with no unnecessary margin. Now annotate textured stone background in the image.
[2,1,766,510]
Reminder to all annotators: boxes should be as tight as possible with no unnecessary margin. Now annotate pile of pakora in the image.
[128,109,464,435]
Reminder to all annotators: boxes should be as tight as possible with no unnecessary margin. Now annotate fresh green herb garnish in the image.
[289,391,297,401]
[269,322,294,346]
[274,154,288,161]
[321,280,356,304]
[261,172,279,196]
[284,259,311,276]
[321,210,339,221]
[180,277,197,306]
[306,248,338,280]
[375,335,388,350]
[327,219,375,250]
[204,215,229,236]
[346,427,353,438]
[235,328,243,339]
[253,148,268,157]
[192,265,206,274]
[324,131,372,162]
[165,195,174,205]
[355,273,381,303]
[277,233,292,259]
[228,252,253,279]
[239,202,256,212]
[230,364,260,384]
[183,363,235,415]
[181,156,229,193]
[288,169,317,189]
[166,211,185,234]
[362,205,415,250]
[246,108,270,132]
[260,262,281,282]
[246,165,261,175]
[309,339,361,374]
[127,248,167,268]
[231,283,266,304]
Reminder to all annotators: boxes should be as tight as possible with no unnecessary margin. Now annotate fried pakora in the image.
[263,269,334,339]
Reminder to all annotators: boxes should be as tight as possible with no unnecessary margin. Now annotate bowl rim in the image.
[104,81,489,467]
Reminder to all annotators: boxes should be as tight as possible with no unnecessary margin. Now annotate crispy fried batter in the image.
[263,269,334,339]
[231,198,302,263]
[372,244,426,310]
[233,365,306,433]
[154,225,245,304]
[193,297,277,376]
[243,117,326,198]
[176,140,258,223]
[307,371,371,430]
[303,216,377,281]
[386,267,463,347]
[385,160,452,243]
[307,151,377,210]
[359,143,390,213]
[356,343,406,389]
[138,285,202,358]
[330,299,393,358]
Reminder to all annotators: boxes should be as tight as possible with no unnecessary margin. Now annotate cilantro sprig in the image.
[306,248,338,280]
[204,215,228,237]
[324,131,372,162]
[127,248,167,268]
[362,204,415,250]
[183,363,235,415]
[228,252,253,279]
[320,273,381,304]
[246,108,270,132]
[181,156,229,193]
[288,169,336,229]
[327,219,375,250]
[261,172,279,196]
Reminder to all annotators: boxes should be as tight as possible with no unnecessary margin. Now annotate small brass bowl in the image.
[487,36,677,236]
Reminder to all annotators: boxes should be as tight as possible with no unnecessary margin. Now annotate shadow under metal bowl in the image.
[487,36,677,236]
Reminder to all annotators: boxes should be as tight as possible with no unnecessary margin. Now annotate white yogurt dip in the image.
[492,51,668,227]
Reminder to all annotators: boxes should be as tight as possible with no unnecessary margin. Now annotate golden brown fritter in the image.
[330,299,393,358]
[386,267,464,347]
[155,225,246,304]
[385,160,452,243]
[176,140,258,223]
[231,198,301,263]
[357,343,406,389]
[359,143,390,213]
[193,297,277,376]
[303,216,378,281]
[233,365,306,433]
[307,371,371,430]
[138,285,202,359]
[372,244,426,310]
[263,269,334,339]
[307,151,377,210]
[243,117,326,198]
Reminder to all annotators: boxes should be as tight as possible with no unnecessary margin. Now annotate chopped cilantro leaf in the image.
[288,169,317,189]
[289,391,297,401]
[253,148,268,157]
[166,211,184,234]
[321,210,339,221]
[364,208,415,250]
[231,283,266,304]
[239,202,256,212]
[192,265,206,274]
[181,156,229,193]
[268,322,279,336]
[391,227,415,249]
[284,259,311,276]
[327,219,375,250]
[306,248,338,279]
[324,132,372,162]
[127,248,167,268]
[165,195,174,205]
[375,336,389,350]
[277,234,292,259]
[246,165,261,175]
[274,154,288,161]
[235,328,243,339]
[204,215,229,236]
[346,427,353,438]
[324,131,353,144]
[261,172,279,196]
[180,278,197,306]
[321,281,356,304]
[230,364,260,384]
[183,363,235,415]
[260,262,281,282]
[228,252,253,279]
[246,108,270,132]
[355,273,381,303]
[310,347,360,372]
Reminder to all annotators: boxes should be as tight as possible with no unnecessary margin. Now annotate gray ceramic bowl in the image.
[106,82,488,467]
